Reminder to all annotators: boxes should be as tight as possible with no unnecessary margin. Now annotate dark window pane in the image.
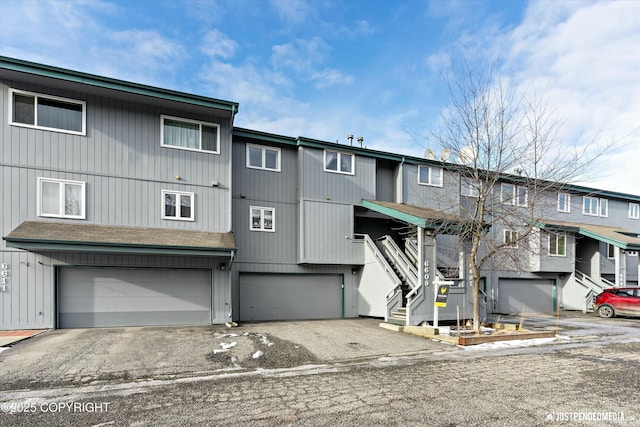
[180,195,192,218]
[37,98,83,132]
[325,151,337,170]
[249,146,262,167]
[165,193,176,217]
[13,94,35,125]
[202,125,218,152]
[265,149,278,169]
[340,154,352,173]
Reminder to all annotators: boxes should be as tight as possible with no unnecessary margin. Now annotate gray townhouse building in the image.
[1,56,639,330]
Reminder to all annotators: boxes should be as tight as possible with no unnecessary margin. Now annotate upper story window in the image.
[247,144,281,172]
[501,183,528,207]
[161,115,219,154]
[504,229,519,248]
[548,232,566,257]
[418,166,443,187]
[250,206,275,232]
[9,89,86,135]
[461,179,481,197]
[162,190,194,221]
[629,203,639,219]
[557,192,571,213]
[583,196,608,217]
[324,150,354,175]
[37,177,86,219]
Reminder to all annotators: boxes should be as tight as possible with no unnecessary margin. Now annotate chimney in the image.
[347,134,354,146]
[357,136,363,147]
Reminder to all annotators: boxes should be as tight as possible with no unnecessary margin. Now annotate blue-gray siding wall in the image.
[402,164,460,212]
[1,78,233,233]
[1,76,234,329]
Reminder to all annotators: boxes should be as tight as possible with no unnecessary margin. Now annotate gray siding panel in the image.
[300,200,361,264]
[300,147,375,204]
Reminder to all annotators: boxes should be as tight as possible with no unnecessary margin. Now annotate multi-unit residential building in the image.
[1,56,639,330]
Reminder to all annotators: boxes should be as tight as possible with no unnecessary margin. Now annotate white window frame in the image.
[324,150,354,175]
[37,177,86,219]
[501,183,528,207]
[607,244,615,260]
[9,88,86,136]
[557,192,571,213]
[246,143,281,172]
[583,196,608,217]
[160,115,220,154]
[161,190,194,221]
[250,206,275,232]
[548,232,567,257]
[418,165,444,187]
[504,229,519,248]
[629,203,640,219]
[462,179,481,197]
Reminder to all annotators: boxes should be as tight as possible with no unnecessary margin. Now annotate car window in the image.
[615,289,635,297]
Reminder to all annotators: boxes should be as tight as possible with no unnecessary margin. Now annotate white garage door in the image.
[58,267,211,328]
[239,274,342,321]
[497,279,555,314]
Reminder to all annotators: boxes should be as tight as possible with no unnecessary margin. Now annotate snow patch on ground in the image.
[0,347,9,354]
[462,337,559,350]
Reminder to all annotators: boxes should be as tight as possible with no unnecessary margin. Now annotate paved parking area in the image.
[0,318,448,389]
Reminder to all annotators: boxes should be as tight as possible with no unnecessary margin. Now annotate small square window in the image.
[324,150,354,175]
[557,193,570,213]
[162,190,194,221]
[418,166,443,187]
[246,144,281,171]
[629,203,639,219]
[250,206,275,232]
[37,177,86,219]
[161,115,219,154]
[548,232,566,257]
[504,230,519,248]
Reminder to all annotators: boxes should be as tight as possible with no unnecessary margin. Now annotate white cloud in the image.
[201,29,237,59]
[271,38,353,88]
[503,0,640,194]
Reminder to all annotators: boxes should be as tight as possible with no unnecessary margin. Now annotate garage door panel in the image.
[497,279,554,314]
[239,274,341,321]
[58,268,211,328]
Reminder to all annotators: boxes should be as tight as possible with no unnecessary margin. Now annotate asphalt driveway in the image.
[0,318,449,390]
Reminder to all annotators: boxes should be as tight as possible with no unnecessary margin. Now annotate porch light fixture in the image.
[219,263,226,271]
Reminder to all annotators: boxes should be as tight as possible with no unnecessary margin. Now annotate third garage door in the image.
[239,274,342,321]
[497,279,555,314]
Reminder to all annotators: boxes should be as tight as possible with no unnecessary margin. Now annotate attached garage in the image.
[239,274,342,321]
[497,279,556,314]
[58,267,212,328]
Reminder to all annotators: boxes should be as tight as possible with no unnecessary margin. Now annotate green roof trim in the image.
[535,219,640,251]
[362,200,428,228]
[233,127,298,146]
[0,56,239,112]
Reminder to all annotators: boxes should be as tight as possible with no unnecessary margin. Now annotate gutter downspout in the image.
[399,156,405,204]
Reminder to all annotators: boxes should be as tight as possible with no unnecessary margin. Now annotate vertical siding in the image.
[402,164,460,213]
[300,147,375,204]
[375,160,396,202]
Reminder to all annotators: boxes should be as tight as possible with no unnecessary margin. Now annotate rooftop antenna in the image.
[357,136,364,147]
[347,134,354,146]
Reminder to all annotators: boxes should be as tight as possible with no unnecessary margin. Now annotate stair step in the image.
[394,307,407,314]
[386,317,406,326]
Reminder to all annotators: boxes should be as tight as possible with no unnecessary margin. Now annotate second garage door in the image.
[497,279,556,314]
[58,267,211,328]
[239,274,342,321]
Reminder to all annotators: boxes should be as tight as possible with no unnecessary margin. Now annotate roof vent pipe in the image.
[357,136,363,147]
[347,134,354,146]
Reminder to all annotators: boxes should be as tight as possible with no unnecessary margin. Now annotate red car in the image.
[595,287,640,318]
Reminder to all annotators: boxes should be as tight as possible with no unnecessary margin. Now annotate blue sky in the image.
[1,0,638,195]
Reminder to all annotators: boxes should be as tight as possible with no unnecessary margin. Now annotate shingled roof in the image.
[3,221,236,256]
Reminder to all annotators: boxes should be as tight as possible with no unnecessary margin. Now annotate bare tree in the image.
[431,57,611,333]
